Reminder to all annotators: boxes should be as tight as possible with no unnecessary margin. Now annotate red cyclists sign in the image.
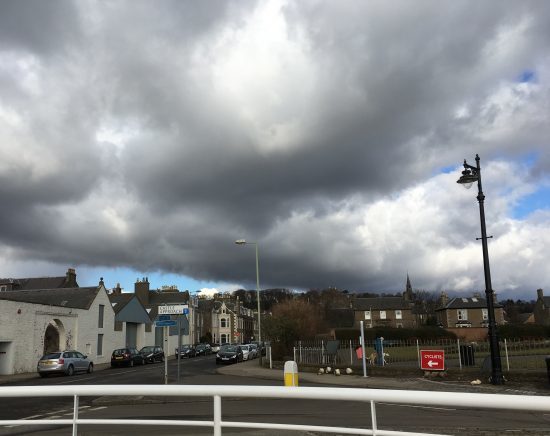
[420,350,445,371]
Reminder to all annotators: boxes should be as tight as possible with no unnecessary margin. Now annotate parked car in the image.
[249,343,259,358]
[216,345,244,365]
[140,346,165,363]
[250,341,266,356]
[111,347,144,367]
[175,345,196,358]
[210,343,221,353]
[37,350,94,377]
[240,344,253,361]
[195,343,212,356]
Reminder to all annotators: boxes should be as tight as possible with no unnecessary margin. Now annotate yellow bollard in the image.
[284,360,299,387]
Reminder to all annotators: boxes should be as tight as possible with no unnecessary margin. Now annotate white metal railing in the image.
[2,384,550,436]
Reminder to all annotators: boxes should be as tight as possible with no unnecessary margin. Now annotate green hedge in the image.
[498,324,550,339]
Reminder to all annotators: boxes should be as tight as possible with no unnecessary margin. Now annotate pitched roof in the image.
[108,293,134,314]
[0,276,69,289]
[0,287,99,310]
[353,297,412,310]
[437,296,502,310]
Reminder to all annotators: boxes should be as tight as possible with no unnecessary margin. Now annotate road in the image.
[1,354,550,435]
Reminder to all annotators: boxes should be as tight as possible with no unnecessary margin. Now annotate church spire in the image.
[404,273,413,300]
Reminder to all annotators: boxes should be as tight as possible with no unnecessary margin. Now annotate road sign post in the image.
[420,350,445,371]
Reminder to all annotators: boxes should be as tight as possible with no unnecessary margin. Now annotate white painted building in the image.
[0,284,121,375]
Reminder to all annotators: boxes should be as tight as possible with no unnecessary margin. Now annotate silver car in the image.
[37,350,94,377]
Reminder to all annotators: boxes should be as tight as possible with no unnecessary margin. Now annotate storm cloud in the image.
[1,0,549,297]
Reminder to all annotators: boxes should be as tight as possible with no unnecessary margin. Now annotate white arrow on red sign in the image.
[427,360,439,368]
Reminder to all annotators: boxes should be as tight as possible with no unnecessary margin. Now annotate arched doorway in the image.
[43,320,66,355]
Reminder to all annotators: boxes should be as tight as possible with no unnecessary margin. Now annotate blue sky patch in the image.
[512,184,550,219]
[78,266,225,295]
[518,70,536,83]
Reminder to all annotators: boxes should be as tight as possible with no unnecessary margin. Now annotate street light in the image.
[457,154,504,385]
[235,239,262,365]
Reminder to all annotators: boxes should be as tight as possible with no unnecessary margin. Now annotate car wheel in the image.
[39,373,48,378]
[160,355,164,362]
[87,364,93,374]
[130,359,134,367]
[66,365,75,376]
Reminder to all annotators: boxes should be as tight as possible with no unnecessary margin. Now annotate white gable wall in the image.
[0,287,123,375]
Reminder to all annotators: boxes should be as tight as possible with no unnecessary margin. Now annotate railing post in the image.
[213,394,222,436]
[72,394,79,436]
[299,340,302,363]
[504,338,510,371]
[370,400,378,435]
[350,339,353,365]
[293,347,296,362]
[457,338,462,371]
[416,339,420,366]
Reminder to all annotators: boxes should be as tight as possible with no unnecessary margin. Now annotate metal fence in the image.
[292,338,550,371]
[2,384,550,436]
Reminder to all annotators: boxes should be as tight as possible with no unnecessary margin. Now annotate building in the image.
[351,275,418,329]
[435,293,505,328]
[533,288,550,325]
[124,278,202,349]
[0,280,119,374]
[205,295,256,345]
[0,268,78,292]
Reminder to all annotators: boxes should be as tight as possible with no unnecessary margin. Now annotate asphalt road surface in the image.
[1,355,550,435]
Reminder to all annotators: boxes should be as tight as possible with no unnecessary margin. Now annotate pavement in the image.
[216,358,550,396]
[1,357,549,396]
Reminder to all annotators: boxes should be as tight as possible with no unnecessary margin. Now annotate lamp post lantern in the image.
[235,239,262,365]
[457,154,504,385]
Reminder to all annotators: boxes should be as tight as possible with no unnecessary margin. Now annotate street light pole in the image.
[457,154,504,385]
[236,239,262,365]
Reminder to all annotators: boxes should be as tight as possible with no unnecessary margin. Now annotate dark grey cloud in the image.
[1,0,549,296]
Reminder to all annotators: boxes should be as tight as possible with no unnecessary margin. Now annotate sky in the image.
[1,0,549,300]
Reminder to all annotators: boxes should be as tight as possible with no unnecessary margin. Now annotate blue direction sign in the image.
[157,315,171,321]
[183,308,189,315]
[156,320,177,327]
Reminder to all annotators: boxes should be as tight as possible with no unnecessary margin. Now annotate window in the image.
[395,310,402,320]
[396,323,403,328]
[0,285,6,292]
[98,304,104,328]
[457,309,468,321]
[482,309,488,320]
[220,318,227,328]
[364,311,371,320]
[380,310,386,319]
[221,334,228,344]
[97,334,104,356]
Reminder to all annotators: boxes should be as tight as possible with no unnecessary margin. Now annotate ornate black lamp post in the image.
[457,154,504,385]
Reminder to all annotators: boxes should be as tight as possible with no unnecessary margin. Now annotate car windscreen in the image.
[141,347,154,353]
[222,346,238,352]
[113,349,127,355]
[40,353,61,360]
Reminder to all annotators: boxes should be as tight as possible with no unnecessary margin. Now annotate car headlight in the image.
[216,353,220,358]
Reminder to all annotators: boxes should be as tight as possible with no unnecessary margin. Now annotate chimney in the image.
[439,291,448,307]
[135,277,150,305]
[537,288,544,301]
[65,268,78,287]
[112,283,122,295]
